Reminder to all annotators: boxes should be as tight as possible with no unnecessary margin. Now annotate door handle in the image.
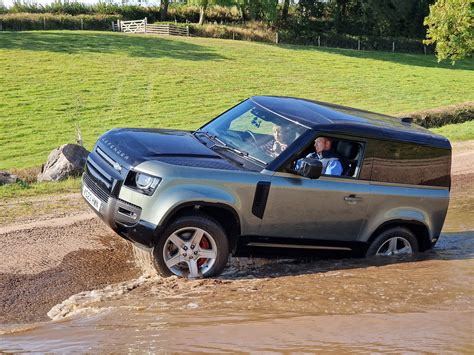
[344,194,362,203]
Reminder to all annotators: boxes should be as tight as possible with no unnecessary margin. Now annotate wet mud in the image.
[0,220,140,324]
[0,141,473,352]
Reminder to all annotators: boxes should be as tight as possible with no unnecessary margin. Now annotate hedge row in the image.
[400,102,474,129]
[168,5,241,24]
[186,23,433,54]
[189,22,276,43]
[0,13,121,31]
[279,31,434,54]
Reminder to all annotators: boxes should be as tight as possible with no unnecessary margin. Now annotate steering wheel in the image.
[244,130,258,145]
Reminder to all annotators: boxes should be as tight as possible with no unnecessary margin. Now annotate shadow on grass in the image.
[0,31,226,61]
[282,43,474,71]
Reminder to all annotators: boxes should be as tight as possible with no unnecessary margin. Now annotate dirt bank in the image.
[0,219,140,324]
[450,140,474,191]
[0,140,472,325]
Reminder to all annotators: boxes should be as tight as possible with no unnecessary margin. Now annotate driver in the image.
[296,136,343,176]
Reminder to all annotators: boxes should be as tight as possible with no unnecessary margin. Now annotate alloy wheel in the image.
[376,236,413,256]
[163,227,218,278]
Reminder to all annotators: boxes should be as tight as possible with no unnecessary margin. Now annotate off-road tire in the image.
[366,226,419,257]
[152,213,229,278]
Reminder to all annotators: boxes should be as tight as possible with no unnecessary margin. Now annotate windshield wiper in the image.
[212,137,267,166]
[195,130,266,166]
[194,130,217,143]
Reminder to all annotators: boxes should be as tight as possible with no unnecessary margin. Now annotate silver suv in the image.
[82,96,451,278]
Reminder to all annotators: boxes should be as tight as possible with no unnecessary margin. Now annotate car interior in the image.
[292,137,364,178]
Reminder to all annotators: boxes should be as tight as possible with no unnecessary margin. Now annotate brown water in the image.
[1,189,473,352]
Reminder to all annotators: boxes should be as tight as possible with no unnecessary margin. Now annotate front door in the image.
[259,173,371,242]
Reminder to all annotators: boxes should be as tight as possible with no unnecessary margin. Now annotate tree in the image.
[424,0,473,63]
[189,0,234,25]
[238,0,278,23]
[160,0,169,21]
[281,0,290,22]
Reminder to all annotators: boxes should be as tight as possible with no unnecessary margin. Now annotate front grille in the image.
[83,173,110,203]
[97,147,117,169]
[86,157,113,190]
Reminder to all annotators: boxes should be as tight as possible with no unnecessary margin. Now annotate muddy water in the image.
[1,190,473,352]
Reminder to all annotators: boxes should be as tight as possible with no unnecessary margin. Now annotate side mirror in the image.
[298,158,323,179]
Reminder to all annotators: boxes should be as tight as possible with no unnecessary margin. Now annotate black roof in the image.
[251,96,451,149]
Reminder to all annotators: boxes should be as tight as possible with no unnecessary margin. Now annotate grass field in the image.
[432,120,474,141]
[1,30,473,170]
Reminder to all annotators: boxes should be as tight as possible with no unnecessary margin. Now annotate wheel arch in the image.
[153,201,241,253]
[367,219,432,252]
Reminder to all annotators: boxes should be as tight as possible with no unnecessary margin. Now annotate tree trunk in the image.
[281,0,290,22]
[198,6,206,25]
[160,0,169,22]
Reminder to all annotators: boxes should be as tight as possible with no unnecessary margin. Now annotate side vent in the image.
[252,181,271,219]
[401,117,414,124]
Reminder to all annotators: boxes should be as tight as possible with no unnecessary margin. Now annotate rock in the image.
[0,171,19,185]
[37,144,89,182]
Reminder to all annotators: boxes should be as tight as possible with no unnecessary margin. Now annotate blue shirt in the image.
[324,159,343,176]
[295,152,343,176]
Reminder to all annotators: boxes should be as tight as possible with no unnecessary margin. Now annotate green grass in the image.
[1,30,473,170]
[0,177,81,199]
[432,120,474,141]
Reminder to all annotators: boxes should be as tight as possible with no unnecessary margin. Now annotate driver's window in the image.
[290,136,364,178]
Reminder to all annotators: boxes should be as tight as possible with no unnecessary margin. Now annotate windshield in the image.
[198,100,310,165]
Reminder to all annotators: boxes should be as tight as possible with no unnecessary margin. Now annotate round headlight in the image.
[136,173,155,189]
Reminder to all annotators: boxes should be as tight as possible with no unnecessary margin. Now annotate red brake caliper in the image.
[197,236,211,267]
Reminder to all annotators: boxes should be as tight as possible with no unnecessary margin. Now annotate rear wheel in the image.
[366,227,418,257]
[152,214,229,278]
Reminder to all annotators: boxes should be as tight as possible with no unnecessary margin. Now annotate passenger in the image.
[272,125,292,155]
[296,137,343,176]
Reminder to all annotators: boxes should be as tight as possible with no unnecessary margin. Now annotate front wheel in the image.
[152,214,229,278]
[366,227,418,257]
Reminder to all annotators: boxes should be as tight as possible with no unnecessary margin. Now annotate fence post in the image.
[186,26,189,37]
[392,41,395,52]
[358,39,360,50]
[43,17,46,30]
[318,35,321,47]
[275,32,279,44]
[232,30,235,40]
[424,45,427,55]
[144,17,147,34]
[0,22,2,31]
[117,19,121,32]
[81,18,84,30]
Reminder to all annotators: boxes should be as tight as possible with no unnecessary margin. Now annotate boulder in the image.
[0,171,19,185]
[37,144,89,182]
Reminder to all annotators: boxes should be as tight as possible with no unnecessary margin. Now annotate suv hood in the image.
[97,128,239,170]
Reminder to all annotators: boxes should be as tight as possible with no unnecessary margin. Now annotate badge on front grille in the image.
[113,162,122,172]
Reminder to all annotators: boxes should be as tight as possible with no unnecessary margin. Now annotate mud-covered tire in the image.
[366,227,418,257]
[152,214,229,278]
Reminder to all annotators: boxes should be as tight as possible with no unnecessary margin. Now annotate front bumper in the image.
[82,173,156,248]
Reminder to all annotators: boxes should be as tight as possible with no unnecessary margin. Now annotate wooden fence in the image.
[112,18,189,37]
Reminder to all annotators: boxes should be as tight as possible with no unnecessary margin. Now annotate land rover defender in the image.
[81,96,451,278]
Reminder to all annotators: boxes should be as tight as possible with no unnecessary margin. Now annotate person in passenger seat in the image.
[272,125,291,155]
[295,137,343,176]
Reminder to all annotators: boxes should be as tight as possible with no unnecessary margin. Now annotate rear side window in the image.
[365,140,450,187]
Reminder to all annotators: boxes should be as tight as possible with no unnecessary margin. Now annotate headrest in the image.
[336,141,358,160]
